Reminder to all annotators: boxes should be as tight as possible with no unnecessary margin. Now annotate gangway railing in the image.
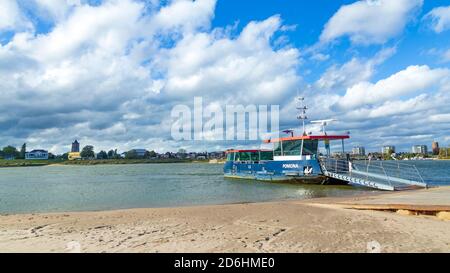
[359,159,426,186]
[355,160,427,188]
[319,158,428,191]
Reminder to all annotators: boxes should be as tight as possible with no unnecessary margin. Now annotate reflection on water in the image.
[0,161,448,214]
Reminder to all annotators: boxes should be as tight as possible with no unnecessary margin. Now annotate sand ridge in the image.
[0,197,449,253]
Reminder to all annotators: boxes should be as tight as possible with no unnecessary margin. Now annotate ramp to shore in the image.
[320,159,428,191]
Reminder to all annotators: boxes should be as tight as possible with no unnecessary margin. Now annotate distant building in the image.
[25,150,49,160]
[71,140,80,153]
[68,152,81,160]
[412,145,428,154]
[4,155,16,160]
[432,141,440,155]
[209,151,226,159]
[352,146,365,156]
[129,149,148,157]
[331,152,349,158]
[382,146,395,154]
[176,149,187,159]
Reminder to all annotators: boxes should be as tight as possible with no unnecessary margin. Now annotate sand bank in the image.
[0,188,449,253]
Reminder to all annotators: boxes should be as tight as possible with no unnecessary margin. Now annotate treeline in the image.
[0,143,158,161]
[0,143,56,159]
[439,148,450,159]
[65,145,158,160]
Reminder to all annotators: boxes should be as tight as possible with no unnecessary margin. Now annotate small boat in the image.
[223,97,350,185]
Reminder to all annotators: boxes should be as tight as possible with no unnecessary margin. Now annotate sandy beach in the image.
[1,188,449,253]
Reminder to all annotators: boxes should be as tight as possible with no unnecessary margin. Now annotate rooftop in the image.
[226,149,272,154]
[27,150,48,153]
[263,134,350,143]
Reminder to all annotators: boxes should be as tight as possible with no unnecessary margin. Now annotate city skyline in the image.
[2,139,447,156]
[1,0,450,154]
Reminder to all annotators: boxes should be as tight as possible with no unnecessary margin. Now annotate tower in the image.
[432,141,439,155]
[71,140,80,153]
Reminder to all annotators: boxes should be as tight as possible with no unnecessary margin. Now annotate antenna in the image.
[310,119,337,135]
[296,96,308,135]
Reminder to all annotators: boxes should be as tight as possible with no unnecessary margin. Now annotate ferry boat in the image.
[224,97,350,185]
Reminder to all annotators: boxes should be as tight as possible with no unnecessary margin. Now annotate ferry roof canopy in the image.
[225,149,272,154]
[263,135,349,143]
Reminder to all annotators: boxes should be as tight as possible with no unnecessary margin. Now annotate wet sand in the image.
[0,188,449,253]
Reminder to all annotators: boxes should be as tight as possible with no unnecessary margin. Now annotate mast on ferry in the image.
[296,97,308,136]
[296,96,307,157]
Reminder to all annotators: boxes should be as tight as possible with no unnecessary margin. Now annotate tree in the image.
[144,150,157,159]
[107,149,121,159]
[439,148,450,159]
[80,145,95,159]
[60,153,69,160]
[2,146,19,158]
[97,150,108,160]
[20,143,26,159]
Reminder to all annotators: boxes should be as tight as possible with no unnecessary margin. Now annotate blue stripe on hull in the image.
[224,159,330,184]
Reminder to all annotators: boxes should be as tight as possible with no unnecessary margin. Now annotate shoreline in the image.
[0,192,377,217]
[1,187,449,253]
[1,157,448,168]
[0,159,210,168]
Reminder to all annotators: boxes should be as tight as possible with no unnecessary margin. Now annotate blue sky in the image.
[1,0,450,154]
[214,0,448,77]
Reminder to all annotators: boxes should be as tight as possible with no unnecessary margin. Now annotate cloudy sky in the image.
[1,0,450,154]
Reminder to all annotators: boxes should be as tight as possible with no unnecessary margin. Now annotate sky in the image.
[1,0,450,154]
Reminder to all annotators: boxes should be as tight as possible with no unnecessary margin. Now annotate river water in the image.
[0,161,448,214]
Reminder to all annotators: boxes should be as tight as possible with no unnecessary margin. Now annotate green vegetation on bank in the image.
[0,142,216,167]
[59,158,207,165]
[439,148,450,160]
[0,158,208,167]
[0,159,62,167]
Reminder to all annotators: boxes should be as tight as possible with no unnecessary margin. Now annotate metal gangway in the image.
[320,158,428,191]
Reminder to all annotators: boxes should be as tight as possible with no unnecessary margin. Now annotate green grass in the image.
[0,158,209,167]
[59,158,202,165]
[0,159,63,167]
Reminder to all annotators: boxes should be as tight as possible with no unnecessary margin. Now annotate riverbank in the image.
[0,159,54,167]
[0,158,208,167]
[1,187,449,253]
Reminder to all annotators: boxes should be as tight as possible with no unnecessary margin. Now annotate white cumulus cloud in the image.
[0,0,33,31]
[424,5,450,33]
[315,47,396,91]
[320,0,423,45]
[159,15,300,105]
[335,65,450,109]
[0,0,303,153]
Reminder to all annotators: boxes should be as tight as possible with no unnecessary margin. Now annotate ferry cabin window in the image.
[303,140,319,155]
[273,142,282,156]
[259,151,273,161]
[274,140,319,156]
[228,151,273,161]
[282,140,303,156]
[236,152,259,162]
